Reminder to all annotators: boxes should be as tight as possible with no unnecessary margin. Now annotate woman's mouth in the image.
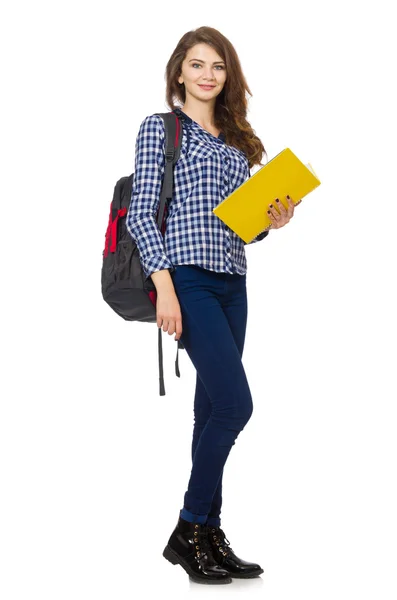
[198,85,215,90]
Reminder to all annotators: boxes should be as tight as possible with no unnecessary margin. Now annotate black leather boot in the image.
[163,515,232,584]
[207,525,264,578]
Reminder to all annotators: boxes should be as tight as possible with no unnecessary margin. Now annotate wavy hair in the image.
[165,26,267,169]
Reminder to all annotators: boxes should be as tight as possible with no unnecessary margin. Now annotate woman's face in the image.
[178,43,227,101]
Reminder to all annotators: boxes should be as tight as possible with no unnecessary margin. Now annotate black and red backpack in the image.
[101,111,183,396]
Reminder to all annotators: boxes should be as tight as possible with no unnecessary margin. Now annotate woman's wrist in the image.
[150,268,175,295]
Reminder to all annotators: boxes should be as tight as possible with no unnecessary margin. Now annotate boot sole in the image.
[163,544,232,585]
[228,567,264,578]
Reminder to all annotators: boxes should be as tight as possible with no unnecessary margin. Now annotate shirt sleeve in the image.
[246,229,270,244]
[125,114,174,281]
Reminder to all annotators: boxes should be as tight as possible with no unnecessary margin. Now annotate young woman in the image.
[126,26,297,585]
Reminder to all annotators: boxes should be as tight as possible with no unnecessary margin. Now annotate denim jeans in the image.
[170,264,253,526]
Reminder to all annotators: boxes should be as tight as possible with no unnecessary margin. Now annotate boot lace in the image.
[209,526,233,557]
[192,524,213,560]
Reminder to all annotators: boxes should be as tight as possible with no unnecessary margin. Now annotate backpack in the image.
[101,111,184,396]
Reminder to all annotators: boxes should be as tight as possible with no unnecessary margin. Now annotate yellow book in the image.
[213,148,321,243]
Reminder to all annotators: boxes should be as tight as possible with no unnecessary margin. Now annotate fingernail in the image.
[269,204,273,208]
[276,198,280,203]
[287,195,290,199]
[267,210,270,214]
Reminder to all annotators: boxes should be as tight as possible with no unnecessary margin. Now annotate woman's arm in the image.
[125,114,174,290]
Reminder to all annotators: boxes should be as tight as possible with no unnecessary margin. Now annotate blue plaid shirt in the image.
[126,107,269,280]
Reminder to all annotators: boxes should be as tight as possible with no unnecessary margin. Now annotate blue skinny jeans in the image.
[170,264,254,526]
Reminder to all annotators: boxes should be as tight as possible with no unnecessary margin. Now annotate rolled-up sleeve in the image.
[246,229,269,244]
[126,114,174,281]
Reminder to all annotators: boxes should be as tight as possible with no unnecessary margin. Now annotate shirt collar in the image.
[173,107,225,143]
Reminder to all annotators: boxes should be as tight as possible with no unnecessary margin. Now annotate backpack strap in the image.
[155,111,182,229]
[153,111,183,396]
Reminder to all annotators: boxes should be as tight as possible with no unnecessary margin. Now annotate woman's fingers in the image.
[275,197,287,215]
[267,195,296,229]
[286,195,295,217]
[267,201,282,225]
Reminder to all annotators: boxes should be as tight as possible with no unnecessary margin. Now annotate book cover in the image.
[213,148,321,243]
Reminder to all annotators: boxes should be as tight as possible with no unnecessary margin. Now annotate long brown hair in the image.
[165,26,267,169]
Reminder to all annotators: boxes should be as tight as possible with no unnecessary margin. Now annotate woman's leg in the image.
[171,265,252,524]
[192,271,248,527]
[191,374,222,525]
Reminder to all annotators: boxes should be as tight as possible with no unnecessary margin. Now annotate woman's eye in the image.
[192,63,224,70]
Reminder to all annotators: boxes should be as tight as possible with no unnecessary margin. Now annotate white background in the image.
[1,0,396,598]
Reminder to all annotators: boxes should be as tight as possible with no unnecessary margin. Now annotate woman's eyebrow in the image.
[188,58,225,64]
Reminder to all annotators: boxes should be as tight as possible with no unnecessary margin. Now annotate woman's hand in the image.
[267,195,301,229]
[156,290,183,342]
